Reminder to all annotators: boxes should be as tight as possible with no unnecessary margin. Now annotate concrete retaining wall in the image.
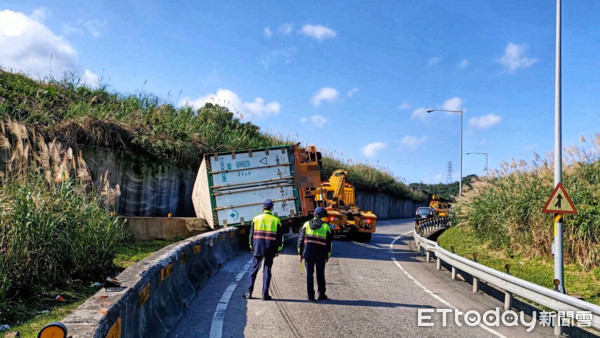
[355,191,426,219]
[125,217,211,241]
[83,147,197,217]
[62,227,241,337]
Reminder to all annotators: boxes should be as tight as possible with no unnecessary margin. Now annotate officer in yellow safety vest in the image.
[297,207,333,301]
[244,199,283,301]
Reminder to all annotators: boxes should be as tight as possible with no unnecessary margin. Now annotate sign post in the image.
[552,0,564,296]
[542,182,577,296]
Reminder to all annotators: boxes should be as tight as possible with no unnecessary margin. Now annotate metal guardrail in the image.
[415,216,452,235]
[412,225,600,333]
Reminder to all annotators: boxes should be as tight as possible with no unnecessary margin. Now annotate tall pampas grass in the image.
[453,134,600,269]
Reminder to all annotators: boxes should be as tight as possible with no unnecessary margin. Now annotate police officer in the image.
[297,207,333,301]
[244,199,283,301]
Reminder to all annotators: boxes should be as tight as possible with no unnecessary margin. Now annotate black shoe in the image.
[318,295,328,301]
[262,295,272,301]
[307,295,316,302]
[243,292,252,299]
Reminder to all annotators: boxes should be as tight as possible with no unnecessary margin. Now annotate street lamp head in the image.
[426,109,435,113]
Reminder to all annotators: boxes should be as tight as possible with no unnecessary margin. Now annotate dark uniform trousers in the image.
[304,259,326,298]
[247,255,275,296]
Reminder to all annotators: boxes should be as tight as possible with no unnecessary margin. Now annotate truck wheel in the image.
[356,233,372,242]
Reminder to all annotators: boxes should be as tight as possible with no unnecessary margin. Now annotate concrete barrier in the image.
[62,227,240,337]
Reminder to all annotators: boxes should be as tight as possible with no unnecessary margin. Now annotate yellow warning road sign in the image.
[542,182,577,214]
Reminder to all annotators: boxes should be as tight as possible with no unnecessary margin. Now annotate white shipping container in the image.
[192,147,300,228]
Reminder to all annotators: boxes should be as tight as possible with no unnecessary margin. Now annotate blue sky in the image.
[1,1,599,184]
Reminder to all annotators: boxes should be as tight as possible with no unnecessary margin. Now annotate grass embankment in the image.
[443,136,600,303]
[8,240,176,337]
[439,226,600,305]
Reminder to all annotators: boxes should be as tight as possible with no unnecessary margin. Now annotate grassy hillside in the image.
[450,138,600,269]
[0,70,423,199]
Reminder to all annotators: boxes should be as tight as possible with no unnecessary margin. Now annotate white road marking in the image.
[209,257,254,338]
[390,231,506,338]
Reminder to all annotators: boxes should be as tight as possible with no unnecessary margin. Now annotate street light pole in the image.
[466,152,488,176]
[554,0,565,295]
[427,109,463,196]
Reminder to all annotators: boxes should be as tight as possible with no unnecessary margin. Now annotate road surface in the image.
[172,219,553,337]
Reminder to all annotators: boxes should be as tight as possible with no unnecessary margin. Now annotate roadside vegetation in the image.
[439,226,600,305]
[6,240,176,336]
[0,118,126,329]
[440,135,600,299]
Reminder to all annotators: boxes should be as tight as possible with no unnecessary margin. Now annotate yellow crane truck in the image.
[429,194,450,217]
[314,169,377,242]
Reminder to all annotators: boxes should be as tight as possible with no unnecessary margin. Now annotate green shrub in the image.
[0,173,126,321]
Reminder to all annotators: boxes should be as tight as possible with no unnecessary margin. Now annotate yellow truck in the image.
[429,195,450,217]
[314,170,377,242]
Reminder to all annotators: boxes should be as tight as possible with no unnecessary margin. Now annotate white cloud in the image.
[346,88,359,98]
[397,102,411,111]
[312,87,339,106]
[468,114,501,129]
[300,24,336,41]
[245,97,281,117]
[0,8,79,77]
[279,23,294,36]
[81,69,100,87]
[30,7,48,21]
[259,47,296,71]
[411,107,428,120]
[63,19,105,38]
[179,89,280,121]
[499,43,537,73]
[440,97,464,111]
[400,135,428,150]
[301,115,327,128]
[264,27,272,38]
[428,56,442,66]
[457,59,469,69]
[362,142,387,158]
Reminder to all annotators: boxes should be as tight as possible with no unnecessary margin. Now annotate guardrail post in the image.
[436,257,441,270]
[426,251,430,263]
[472,277,479,293]
[504,291,512,311]
[554,321,562,337]
[451,267,457,280]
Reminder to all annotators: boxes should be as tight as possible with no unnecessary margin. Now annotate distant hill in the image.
[409,174,478,202]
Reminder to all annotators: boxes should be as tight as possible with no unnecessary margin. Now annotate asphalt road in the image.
[171,219,554,337]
